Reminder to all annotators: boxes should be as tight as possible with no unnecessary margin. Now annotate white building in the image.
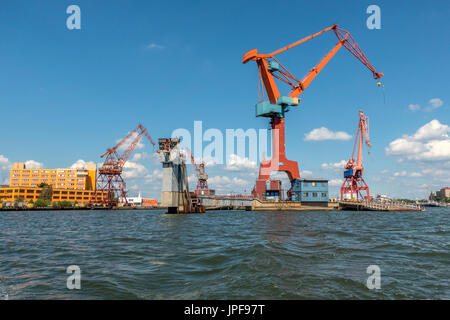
[123,192,143,205]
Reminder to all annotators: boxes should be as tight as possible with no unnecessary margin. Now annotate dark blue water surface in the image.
[0,208,449,299]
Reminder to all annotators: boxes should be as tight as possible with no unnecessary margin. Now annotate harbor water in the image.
[0,208,449,299]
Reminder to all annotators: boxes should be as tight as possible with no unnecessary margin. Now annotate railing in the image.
[360,199,423,211]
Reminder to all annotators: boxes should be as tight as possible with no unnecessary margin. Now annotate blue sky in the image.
[0,0,449,199]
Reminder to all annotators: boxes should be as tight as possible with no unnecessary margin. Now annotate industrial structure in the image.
[158,138,205,213]
[340,110,372,201]
[242,24,383,200]
[91,124,155,207]
[186,147,215,196]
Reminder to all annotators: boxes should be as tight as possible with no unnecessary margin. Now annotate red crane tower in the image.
[340,111,372,201]
[242,25,383,199]
[185,147,214,196]
[92,124,155,207]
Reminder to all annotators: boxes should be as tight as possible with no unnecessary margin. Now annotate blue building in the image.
[290,178,329,204]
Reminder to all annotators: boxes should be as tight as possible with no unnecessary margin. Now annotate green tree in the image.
[38,183,53,201]
[34,199,51,208]
[53,201,73,209]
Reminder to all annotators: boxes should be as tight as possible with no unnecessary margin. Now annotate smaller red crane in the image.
[340,111,372,201]
[185,148,214,196]
[92,124,155,207]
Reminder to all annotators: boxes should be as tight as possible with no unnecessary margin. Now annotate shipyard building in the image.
[0,162,107,204]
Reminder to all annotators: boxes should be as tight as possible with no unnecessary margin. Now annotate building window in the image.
[322,193,327,197]
[321,183,327,187]
[303,192,308,197]
[312,192,318,197]
[303,182,309,187]
[312,182,317,187]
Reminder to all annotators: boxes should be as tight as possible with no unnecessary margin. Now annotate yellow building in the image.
[0,162,106,205]
[0,186,106,204]
[9,162,96,190]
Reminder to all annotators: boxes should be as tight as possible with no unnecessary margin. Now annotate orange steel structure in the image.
[186,147,212,195]
[92,124,155,207]
[341,111,372,201]
[243,24,383,199]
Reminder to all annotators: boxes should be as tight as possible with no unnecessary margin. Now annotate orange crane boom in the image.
[341,111,372,201]
[186,147,211,195]
[243,24,383,200]
[92,124,155,207]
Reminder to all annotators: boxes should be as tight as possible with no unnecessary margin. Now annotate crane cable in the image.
[377,81,386,105]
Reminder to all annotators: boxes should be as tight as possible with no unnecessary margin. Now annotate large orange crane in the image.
[92,124,155,207]
[243,24,383,199]
[185,147,214,195]
[340,110,372,201]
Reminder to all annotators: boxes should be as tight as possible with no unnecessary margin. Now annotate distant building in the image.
[0,162,106,204]
[9,162,96,190]
[376,194,390,202]
[121,193,159,207]
[124,192,143,205]
[436,187,450,198]
[290,179,329,204]
[142,199,158,207]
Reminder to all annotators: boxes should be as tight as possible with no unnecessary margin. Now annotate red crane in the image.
[340,110,372,201]
[243,24,383,199]
[92,124,155,207]
[186,147,213,195]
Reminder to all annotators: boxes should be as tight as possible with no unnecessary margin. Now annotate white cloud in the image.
[123,161,148,179]
[386,119,450,161]
[408,104,420,112]
[394,171,407,177]
[70,159,95,169]
[117,131,146,152]
[24,160,44,169]
[146,43,164,50]
[304,127,352,141]
[132,152,148,162]
[0,155,12,184]
[321,160,347,171]
[424,98,443,112]
[409,172,422,177]
[208,175,251,191]
[412,120,449,140]
[208,175,231,185]
[409,98,444,112]
[328,179,343,186]
[225,154,257,171]
[144,169,163,184]
[187,174,197,184]
[300,170,313,178]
